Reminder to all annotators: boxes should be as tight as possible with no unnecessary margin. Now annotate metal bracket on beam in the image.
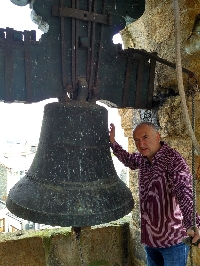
[119,48,194,76]
[52,6,112,25]
[118,48,157,109]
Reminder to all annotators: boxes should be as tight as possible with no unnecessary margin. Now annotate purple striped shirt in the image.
[111,141,200,247]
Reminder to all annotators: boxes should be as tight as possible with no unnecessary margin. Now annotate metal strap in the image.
[88,0,97,97]
[71,0,77,92]
[93,0,106,99]
[119,48,194,77]
[52,6,112,25]
[60,0,67,90]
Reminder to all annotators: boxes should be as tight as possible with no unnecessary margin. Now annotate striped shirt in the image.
[111,141,200,248]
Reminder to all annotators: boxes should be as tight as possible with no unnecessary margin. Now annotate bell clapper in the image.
[58,92,71,102]
[72,226,84,266]
[72,226,82,240]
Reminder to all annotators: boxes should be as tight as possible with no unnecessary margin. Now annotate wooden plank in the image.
[147,54,157,109]
[135,56,145,108]
[122,53,133,107]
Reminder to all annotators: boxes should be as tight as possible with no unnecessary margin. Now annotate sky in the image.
[0,0,43,40]
[0,0,127,148]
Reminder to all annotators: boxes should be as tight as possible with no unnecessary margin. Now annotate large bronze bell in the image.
[6,100,134,227]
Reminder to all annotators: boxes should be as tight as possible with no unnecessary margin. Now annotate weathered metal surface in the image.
[6,0,194,109]
[0,28,39,102]
[98,47,157,109]
[52,5,112,25]
[0,0,150,108]
[4,1,193,108]
[6,100,134,227]
[131,48,194,76]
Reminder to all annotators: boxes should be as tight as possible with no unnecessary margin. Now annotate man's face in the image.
[133,124,161,162]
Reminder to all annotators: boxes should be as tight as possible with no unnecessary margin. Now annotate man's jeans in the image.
[145,242,189,266]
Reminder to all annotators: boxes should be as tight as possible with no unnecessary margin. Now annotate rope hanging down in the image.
[172,0,200,155]
[172,1,200,264]
[185,78,199,266]
[187,77,199,231]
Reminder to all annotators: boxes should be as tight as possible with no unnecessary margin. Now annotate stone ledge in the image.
[0,217,134,266]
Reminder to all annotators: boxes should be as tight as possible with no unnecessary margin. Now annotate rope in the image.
[190,89,196,266]
[172,0,200,156]
[172,1,200,264]
[191,92,197,230]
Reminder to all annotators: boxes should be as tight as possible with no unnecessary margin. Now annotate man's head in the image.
[133,122,161,162]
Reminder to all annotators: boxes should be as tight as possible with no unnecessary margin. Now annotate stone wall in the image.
[0,219,133,266]
[121,0,200,91]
